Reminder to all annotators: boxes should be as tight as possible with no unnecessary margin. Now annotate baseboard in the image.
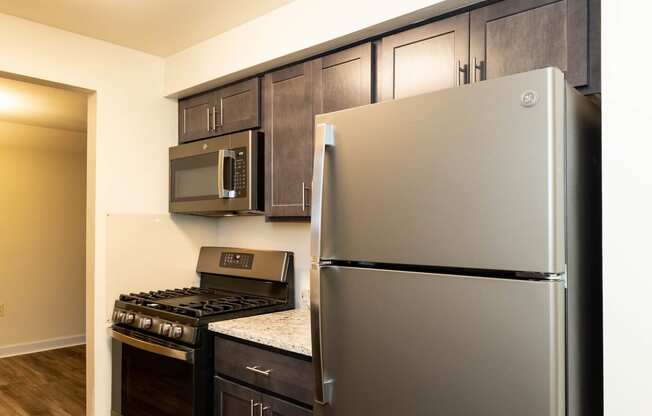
[0,334,85,358]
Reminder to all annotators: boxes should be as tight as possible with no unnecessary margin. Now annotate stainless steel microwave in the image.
[169,130,264,216]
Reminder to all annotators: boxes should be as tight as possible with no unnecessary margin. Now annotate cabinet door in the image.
[379,13,469,101]
[470,0,593,89]
[215,377,261,416]
[262,394,312,416]
[178,91,215,143]
[313,43,373,114]
[264,62,314,219]
[216,77,261,136]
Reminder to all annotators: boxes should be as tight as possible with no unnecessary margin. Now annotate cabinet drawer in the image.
[215,336,313,406]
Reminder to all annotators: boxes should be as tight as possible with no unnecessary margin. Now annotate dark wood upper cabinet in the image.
[262,395,312,416]
[470,0,599,92]
[178,77,260,144]
[216,77,261,136]
[178,91,213,143]
[264,61,315,219]
[264,44,374,220]
[379,13,469,101]
[215,377,261,416]
[313,43,374,114]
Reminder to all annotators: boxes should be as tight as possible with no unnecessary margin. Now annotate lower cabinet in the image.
[216,377,311,416]
[214,336,313,416]
[215,377,259,415]
[262,392,312,416]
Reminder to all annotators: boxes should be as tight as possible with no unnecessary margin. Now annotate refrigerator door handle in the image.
[310,123,335,406]
[310,265,334,406]
[311,123,334,259]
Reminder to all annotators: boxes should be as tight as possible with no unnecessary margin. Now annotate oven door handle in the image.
[111,330,195,364]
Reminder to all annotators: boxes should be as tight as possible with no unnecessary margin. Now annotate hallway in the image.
[0,346,85,415]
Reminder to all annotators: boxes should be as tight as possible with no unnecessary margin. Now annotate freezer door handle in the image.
[310,123,335,405]
[310,123,334,260]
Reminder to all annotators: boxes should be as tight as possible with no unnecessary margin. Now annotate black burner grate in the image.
[119,287,282,318]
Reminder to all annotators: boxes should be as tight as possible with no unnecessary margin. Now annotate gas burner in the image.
[119,287,283,318]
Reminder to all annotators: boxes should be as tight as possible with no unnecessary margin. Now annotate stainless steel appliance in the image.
[310,68,602,416]
[111,247,293,416]
[169,130,264,216]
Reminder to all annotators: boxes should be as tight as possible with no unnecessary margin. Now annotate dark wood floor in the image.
[0,345,86,416]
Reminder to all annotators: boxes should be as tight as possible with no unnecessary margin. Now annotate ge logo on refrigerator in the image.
[521,90,539,107]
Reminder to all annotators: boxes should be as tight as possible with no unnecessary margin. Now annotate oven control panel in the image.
[233,147,247,198]
[220,252,254,269]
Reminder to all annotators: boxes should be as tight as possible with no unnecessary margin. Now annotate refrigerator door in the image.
[314,68,566,274]
[316,266,565,416]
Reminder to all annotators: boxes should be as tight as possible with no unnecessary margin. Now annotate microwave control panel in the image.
[234,147,247,197]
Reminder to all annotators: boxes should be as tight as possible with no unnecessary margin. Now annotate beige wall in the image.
[0,13,177,415]
[0,121,85,349]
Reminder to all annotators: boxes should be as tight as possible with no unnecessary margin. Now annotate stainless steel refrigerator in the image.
[310,68,601,416]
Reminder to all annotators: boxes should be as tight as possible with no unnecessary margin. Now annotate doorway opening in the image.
[0,74,89,415]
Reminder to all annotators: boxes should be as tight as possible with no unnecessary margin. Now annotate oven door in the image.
[111,327,210,416]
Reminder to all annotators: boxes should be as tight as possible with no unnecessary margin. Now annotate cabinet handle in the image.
[302,182,311,211]
[214,97,223,128]
[245,365,272,376]
[457,60,467,86]
[206,108,210,131]
[250,400,255,416]
[220,98,224,127]
[472,57,484,82]
[261,405,271,416]
[252,402,262,416]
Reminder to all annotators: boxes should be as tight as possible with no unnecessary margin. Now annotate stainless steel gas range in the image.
[111,247,294,416]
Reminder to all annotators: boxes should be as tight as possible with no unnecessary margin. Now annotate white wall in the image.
[0,13,176,416]
[106,215,309,319]
[164,0,480,97]
[602,1,652,414]
[0,122,85,354]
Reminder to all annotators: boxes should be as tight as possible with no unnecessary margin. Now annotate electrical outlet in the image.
[0,304,4,317]
[300,289,310,309]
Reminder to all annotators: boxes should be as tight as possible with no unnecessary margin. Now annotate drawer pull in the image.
[246,365,272,376]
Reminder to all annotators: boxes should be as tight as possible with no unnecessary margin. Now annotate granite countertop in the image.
[208,308,311,357]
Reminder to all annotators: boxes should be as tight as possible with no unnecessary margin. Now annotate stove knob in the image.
[140,317,153,329]
[124,313,135,324]
[171,325,184,339]
[161,323,172,336]
[117,311,126,323]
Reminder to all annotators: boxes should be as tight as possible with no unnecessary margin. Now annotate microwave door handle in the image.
[217,149,236,199]
[310,123,335,406]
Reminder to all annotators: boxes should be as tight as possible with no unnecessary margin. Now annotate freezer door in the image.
[316,266,565,416]
[314,68,566,274]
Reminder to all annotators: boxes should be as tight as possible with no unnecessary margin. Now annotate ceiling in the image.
[0,76,87,132]
[0,0,294,57]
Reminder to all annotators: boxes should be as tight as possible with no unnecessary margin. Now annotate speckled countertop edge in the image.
[208,308,312,357]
